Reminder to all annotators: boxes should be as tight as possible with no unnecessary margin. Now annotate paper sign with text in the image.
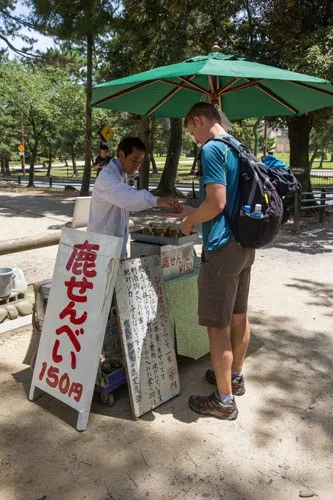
[116,255,180,419]
[29,228,122,430]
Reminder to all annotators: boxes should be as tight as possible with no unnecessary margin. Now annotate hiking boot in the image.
[189,392,238,420]
[205,369,245,396]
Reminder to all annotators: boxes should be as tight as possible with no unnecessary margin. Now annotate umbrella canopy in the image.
[92,51,333,120]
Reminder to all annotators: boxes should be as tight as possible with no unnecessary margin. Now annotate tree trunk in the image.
[151,152,158,173]
[156,118,183,196]
[71,146,78,176]
[244,0,254,58]
[288,114,313,191]
[310,148,318,166]
[0,156,5,175]
[80,33,93,196]
[46,145,52,177]
[28,149,37,188]
[139,117,150,190]
[253,118,260,157]
[150,124,158,173]
[319,152,325,169]
[4,156,10,176]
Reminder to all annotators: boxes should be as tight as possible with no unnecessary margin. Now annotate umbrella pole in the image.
[209,76,221,109]
[210,42,222,109]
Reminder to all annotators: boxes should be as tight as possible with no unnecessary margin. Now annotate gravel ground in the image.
[0,187,332,500]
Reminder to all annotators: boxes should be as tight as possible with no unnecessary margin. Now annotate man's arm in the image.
[181,183,226,235]
[96,174,179,212]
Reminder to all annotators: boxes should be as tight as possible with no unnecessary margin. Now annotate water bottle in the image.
[243,205,251,215]
[251,204,263,219]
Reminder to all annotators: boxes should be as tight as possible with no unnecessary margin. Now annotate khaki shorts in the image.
[198,240,255,328]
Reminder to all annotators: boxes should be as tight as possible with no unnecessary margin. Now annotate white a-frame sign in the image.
[29,228,122,431]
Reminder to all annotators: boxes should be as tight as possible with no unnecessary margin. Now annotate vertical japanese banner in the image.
[115,255,180,419]
[29,228,123,431]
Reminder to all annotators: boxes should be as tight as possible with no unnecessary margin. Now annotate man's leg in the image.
[230,313,250,374]
[205,260,254,394]
[208,326,233,395]
[188,325,238,419]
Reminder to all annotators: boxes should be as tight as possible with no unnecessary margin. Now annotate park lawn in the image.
[16,160,194,180]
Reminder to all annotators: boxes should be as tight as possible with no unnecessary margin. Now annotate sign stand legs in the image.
[29,383,37,402]
[77,409,89,432]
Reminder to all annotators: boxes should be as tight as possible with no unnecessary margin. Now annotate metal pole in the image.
[0,232,61,256]
[293,191,301,234]
[263,120,268,157]
[319,188,326,223]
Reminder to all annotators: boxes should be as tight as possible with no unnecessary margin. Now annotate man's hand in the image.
[181,215,195,236]
[157,197,181,212]
[179,204,197,218]
[168,204,197,218]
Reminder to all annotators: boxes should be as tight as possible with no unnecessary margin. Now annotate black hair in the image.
[117,137,146,157]
[100,144,109,151]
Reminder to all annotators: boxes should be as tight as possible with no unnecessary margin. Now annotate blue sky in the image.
[0,1,55,57]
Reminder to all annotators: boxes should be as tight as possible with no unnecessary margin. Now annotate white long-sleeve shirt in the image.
[87,158,158,258]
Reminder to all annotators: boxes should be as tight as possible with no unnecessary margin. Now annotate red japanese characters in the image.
[45,240,100,401]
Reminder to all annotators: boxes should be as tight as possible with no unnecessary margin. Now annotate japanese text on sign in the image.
[116,255,180,418]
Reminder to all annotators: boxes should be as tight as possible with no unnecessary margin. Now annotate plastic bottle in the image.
[243,205,251,215]
[251,204,263,219]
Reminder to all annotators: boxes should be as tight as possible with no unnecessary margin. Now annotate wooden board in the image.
[115,255,180,418]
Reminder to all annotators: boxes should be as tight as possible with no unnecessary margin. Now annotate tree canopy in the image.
[0,0,332,193]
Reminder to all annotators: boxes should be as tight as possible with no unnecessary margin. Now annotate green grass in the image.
[8,152,333,189]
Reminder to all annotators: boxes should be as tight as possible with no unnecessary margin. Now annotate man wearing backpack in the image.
[181,102,255,420]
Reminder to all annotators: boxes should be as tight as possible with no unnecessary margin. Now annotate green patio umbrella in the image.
[91,47,333,120]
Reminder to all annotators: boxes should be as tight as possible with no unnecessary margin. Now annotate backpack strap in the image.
[201,136,243,227]
[207,135,251,155]
[192,178,197,200]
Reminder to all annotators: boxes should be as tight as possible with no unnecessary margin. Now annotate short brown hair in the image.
[117,136,146,157]
[184,102,222,128]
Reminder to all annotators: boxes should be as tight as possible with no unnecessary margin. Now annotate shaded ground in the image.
[0,190,332,500]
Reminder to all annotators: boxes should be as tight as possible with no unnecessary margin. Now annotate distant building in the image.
[268,127,290,153]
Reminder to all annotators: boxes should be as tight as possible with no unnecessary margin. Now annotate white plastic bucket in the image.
[0,267,14,298]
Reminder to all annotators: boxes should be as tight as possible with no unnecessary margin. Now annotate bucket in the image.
[0,267,14,298]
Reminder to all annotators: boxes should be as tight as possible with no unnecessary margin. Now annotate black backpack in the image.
[203,137,284,249]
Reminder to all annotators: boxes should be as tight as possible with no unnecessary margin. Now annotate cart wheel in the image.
[100,392,115,407]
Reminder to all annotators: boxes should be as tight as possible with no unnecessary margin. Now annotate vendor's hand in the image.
[181,216,195,236]
[168,204,197,218]
[157,197,181,212]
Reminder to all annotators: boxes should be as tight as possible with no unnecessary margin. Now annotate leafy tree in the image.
[0,62,61,186]
[235,0,333,190]
[0,100,18,175]
[0,0,36,59]
[103,0,242,195]
[310,111,333,167]
[0,61,87,186]
[232,118,275,157]
[27,0,118,195]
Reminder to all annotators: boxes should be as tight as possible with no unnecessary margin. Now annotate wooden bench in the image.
[293,188,333,232]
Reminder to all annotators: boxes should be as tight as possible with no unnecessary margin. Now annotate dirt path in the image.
[0,190,332,500]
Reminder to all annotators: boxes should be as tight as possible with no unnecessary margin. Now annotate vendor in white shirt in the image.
[88,136,181,259]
